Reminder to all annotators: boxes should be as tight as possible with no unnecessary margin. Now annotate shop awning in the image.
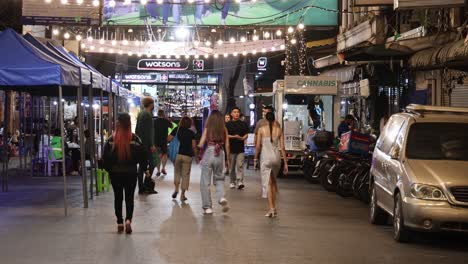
[409,40,468,69]
[306,38,336,49]
[0,28,80,87]
[320,65,358,83]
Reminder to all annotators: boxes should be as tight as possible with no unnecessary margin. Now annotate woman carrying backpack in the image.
[103,113,146,234]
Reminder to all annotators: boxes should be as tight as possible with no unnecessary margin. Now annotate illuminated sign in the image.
[257,57,268,71]
[137,59,189,71]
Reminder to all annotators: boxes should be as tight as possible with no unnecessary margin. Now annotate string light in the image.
[276,30,282,36]
[111,40,117,46]
[99,47,104,52]
[118,50,123,55]
[75,35,82,41]
[204,0,210,3]
[288,27,294,33]
[205,40,212,47]
[123,0,131,5]
[280,44,286,49]
[128,51,133,56]
[298,23,305,30]
[87,36,93,42]
[92,0,99,7]
[242,51,247,56]
[194,54,200,59]
[99,39,105,45]
[141,0,148,5]
[188,0,195,3]
[157,0,163,4]
[109,48,114,54]
[135,40,141,46]
[240,37,246,42]
[233,52,238,56]
[64,32,70,39]
[90,45,95,51]
[252,49,257,54]
[214,53,219,58]
[81,43,86,49]
[261,48,266,53]
[291,39,297,44]
[217,39,223,45]
[204,54,209,59]
[264,32,270,38]
[123,39,129,45]
[223,53,228,58]
[60,0,68,4]
[194,40,200,47]
[252,35,259,41]
[271,46,276,51]
[52,29,59,35]
[137,52,142,57]
[229,37,235,43]
[109,0,116,7]
[175,54,181,59]
[45,0,52,3]
[76,0,83,4]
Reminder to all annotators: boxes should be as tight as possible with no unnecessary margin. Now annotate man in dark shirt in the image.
[338,114,356,138]
[226,107,249,189]
[135,97,156,194]
[154,109,173,176]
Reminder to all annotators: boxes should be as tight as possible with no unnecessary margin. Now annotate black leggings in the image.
[110,173,137,224]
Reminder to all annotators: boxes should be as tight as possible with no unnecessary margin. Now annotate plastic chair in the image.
[45,146,64,176]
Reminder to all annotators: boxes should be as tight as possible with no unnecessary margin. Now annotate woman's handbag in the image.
[168,127,180,163]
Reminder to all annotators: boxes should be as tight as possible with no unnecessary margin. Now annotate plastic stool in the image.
[103,170,110,192]
[96,169,103,192]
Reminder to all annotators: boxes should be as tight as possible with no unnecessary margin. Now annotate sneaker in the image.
[172,191,178,199]
[229,183,236,189]
[204,208,213,215]
[156,172,161,177]
[161,169,167,175]
[219,198,229,213]
[238,183,245,190]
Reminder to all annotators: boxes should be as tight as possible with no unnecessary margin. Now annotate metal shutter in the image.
[451,84,468,108]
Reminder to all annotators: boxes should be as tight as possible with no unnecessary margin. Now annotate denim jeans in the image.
[200,146,225,209]
[163,0,182,25]
[229,153,244,185]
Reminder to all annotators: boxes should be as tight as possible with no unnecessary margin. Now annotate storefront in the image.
[116,58,221,118]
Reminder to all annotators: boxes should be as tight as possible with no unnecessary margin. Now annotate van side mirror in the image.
[389,145,400,160]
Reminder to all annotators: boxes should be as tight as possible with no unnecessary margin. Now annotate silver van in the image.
[369,104,468,242]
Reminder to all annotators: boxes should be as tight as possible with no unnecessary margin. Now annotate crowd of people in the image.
[102,96,288,234]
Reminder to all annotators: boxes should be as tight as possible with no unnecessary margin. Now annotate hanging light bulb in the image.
[298,23,305,30]
[204,54,209,59]
[252,35,259,41]
[64,32,70,39]
[111,40,117,46]
[109,0,116,7]
[188,0,195,3]
[99,47,104,52]
[261,48,266,53]
[87,36,93,42]
[52,29,59,35]
[90,45,95,51]
[109,48,114,53]
[287,26,294,33]
[240,36,246,42]
[81,43,86,49]
[99,39,105,45]
[264,31,270,38]
[205,40,212,47]
[280,44,286,49]
[204,0,210,3]
[214,53,219,58]
[61,0,68,4]
[141,0,148,5]
[76,0,84,4]
[123,0,131,5]
[45,0,52,3]
[233,52,238,56]
[122,39,129,45]
[193,40,200,47]
[137,52,142,57]
[271,46,276,51]
[242,51,247,56]
[128,51,133,56]
[276,29,282,36]
[156,0,163,4]
[156,54,161,58]
[175,54,181,59]
[252,49,257,54]
[118,50,123,55]
[75,34,82,41]
[223,53,228,58]
[92,0,99,7]
[135,40,141,46]
[146,53,152,58]
[217,39,223,45]
[290,39,297,44]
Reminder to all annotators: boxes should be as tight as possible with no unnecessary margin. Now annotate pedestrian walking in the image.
[254,112,288,217]
[226,107,249,189]
[154,109,173,177]
[102,113,146,234]
[135,97,156,194]
[198,110,230,214]
[168,116,199,202]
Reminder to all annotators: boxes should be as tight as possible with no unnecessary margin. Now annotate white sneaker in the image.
[229,183,236,189]
[204,208,213,215]
[219,198,229,212]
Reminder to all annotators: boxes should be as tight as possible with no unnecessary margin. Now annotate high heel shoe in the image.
[117,224,124,233]
[265,209,276,218]
[125,220,132,234]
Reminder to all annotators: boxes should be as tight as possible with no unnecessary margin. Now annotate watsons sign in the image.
[284,75,338,95]
[137,59,189,71]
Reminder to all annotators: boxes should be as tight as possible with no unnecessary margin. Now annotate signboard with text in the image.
[137,59,189,71]
[284,76,338,95]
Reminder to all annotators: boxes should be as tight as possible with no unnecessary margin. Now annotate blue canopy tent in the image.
[23,34,94,203]
[0,28,82,215]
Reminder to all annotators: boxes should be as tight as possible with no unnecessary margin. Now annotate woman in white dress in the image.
[254,112,288,217]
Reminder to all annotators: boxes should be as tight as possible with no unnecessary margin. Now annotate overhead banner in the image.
[22,0,99,26]
[103,0,338,26]
[284,76,338,95]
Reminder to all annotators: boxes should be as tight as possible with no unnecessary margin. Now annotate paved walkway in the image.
[1,163,468,264]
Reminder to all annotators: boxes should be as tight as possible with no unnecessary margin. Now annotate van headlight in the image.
[410,184,447,201]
